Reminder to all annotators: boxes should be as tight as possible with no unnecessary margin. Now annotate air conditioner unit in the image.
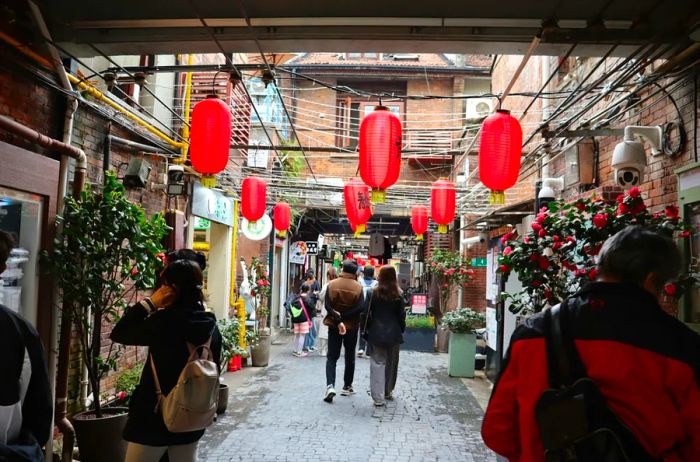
[465,98,493,120]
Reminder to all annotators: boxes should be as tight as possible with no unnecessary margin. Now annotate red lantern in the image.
[431,179,456,234]
[273,202,291,238]
[359,106,402,203]
[189,96,231,188]
[344,178,372,237]
[478,109,523,205]
[411,206,429,241]
[241,177,267,224]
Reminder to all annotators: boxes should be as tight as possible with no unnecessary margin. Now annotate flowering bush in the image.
[442,307,485,333]
[249,256,271,299]
[428,249,475,316]
[499,187,695,315]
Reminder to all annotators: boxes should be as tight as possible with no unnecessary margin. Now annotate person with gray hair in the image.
[483,226,700,461]
[0,230,53,460]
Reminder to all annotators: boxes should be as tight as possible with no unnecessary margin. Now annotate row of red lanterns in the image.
[190,96,522,236]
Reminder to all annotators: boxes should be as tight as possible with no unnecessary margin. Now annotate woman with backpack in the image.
[289,283,316,357]
[317,267,337,356]
[364,265,406,407]
[111,259,222,462]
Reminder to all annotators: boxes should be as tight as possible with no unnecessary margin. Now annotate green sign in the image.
[471,258,487,268]
[194,217,210,230]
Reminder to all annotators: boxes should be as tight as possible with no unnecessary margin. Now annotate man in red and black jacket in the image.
[482,226,700,461]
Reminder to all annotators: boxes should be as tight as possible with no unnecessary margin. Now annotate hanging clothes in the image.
[382,236,393,261]
[368,233,385,257]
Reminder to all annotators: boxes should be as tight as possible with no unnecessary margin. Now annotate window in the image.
[336,99,403,149]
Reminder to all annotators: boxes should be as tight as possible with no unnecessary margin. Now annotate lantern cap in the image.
[201,175,217,188]
[496,109,511,115]
[370,189,387,203]
[205,94,219,99]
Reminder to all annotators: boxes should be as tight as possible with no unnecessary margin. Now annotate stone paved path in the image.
[199,338,498,462]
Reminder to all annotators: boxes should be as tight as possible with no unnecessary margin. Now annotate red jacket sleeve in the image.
[481,342,522,460]
[665,361,700,461]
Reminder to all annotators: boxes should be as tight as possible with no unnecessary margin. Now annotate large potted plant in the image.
[427,249,475,351]
[48,172,168,462]
[217,317,244,414]
[499,187,695,315]
[249,327,270,367]
[443,307,485,377]
[402,315,436,352]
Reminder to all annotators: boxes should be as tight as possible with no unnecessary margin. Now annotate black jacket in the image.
[290,294,315,324]
[366,294,406,347]
[110,301,221,446]
[0,304,52,448]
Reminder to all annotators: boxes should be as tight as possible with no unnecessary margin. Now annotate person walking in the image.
[303,271,320,352]
[365,265,405,407]
[317,267,338,357]
[482,227,700,461]
[289,284,315,357]
[0,230,52,461]
[323,260,365,403]
[357,265,378,357]
[111,259,221,462]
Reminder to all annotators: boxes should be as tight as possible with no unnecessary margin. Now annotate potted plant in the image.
[47,172,168,462]
[443,308,485,377]
[249,327,270,367]
[499,187,696,315]
[427,249,475,351]
[249,256,271,330]
[402,314,436,352]
[216,317,244,414]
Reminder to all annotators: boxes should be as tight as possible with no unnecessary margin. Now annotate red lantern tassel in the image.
[370,189,386,203]
[489,191,505,205]
[354,223,366,238]
[201,174,217,188]
[416,234,424,241]
[438,224,448,234]
[277,230,287,239]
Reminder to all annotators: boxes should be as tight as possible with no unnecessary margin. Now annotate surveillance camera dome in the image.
[612,139,646,189]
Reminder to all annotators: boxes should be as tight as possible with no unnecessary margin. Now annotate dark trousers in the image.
[326,328,358,388]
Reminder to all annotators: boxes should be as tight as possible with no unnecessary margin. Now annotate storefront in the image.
[0,141,59,345]
[189,182,234,319]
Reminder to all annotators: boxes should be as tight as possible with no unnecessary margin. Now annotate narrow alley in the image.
[199,338,497,462]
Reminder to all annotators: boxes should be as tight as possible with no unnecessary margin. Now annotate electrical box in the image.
[123,158,152,188]
[563,140,595,188]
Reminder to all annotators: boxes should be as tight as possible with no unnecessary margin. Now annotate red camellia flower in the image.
[467,269,475,275]
[593,213,609,229]
[523,237,531,244]
[627,187,641,198]
[566,236,576,244]
[616,194,624,204]
[499,264,511,273]
[500,232,515,245]
[529,254,538,263]
[531,222,542,232]
[665,205,679,220]
[532,280,542,287]
[538,256,550,271]
[589,268,599,280]
[663,283,677,297]
[503,246,513,256]
[552,242,563,251]
[544,288,552,300]
[130,267,138,276]
[117,391,127,401]
[575,201,586,211]
[538,229,547,238]
[679,230,692,238]
[553,235,560,242]
[536,212,547,224]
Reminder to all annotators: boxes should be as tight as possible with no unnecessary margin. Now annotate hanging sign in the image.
[241,214,272,241]
[411,294,428,314]
[192,183,234,226]
[289,241,308,265]
[306,241,319,255]
[485,307,498,351]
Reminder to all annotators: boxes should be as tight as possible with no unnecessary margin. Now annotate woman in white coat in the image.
[316,267,337,356]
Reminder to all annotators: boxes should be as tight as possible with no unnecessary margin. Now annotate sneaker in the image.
[373,401,386,407]
[341,386,355,396]
[308,347,316,352]
[357,349,364,357]
[324,386,336,403]
[292,351,301,357]
[298,351,309,357]
[385,392,394,401]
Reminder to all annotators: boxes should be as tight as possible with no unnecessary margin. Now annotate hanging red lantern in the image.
[344,178,372,237]
[359,106,402,203]
[241,177,267,224]
[431,179,456,234]
[189,95,231,188]
[478,109,523,205]
[273,202,291,238]
[411,205,429,241]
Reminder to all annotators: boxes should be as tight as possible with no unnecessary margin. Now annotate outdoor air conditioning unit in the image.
[465,98,493,120]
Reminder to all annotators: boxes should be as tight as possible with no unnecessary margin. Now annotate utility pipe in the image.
[498,35,541,107]
[176,54,194,165]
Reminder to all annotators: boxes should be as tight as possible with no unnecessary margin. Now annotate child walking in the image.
[289,284,315,357]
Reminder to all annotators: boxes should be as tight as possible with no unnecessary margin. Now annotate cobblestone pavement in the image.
[199,338,498,462]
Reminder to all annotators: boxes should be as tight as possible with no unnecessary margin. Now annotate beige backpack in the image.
[150,339,219,433]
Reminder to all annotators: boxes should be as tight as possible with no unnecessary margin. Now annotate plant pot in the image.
[251,333,271,367]
[402,327,435,352]
[73,407,129,462]
[217,384,229,415]
[448,332,476,378]
[436,325,450,353]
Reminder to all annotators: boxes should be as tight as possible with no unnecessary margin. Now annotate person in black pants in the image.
[323,260,365,403]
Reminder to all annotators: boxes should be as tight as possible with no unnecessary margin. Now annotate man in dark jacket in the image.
[0,230,52,460]
[323,259,365,402]
[482,226,700,461]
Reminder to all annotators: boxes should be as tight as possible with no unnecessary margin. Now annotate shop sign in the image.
[305,241,319,255]
[471,257,487,267]
[485,307,498,351]
[194,217,210,230]
[192,183,234,226]
[411,293,428,314]
[289,241,308,265]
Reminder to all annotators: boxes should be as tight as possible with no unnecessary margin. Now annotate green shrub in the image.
[115,363,143,404]
[405,315,435,330]
[442,308,485,333]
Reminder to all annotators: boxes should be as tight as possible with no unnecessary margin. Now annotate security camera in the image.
[167,165,186,195]
[478,232,489,243]
[611,126,662,189]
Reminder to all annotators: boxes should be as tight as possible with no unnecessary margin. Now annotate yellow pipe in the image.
[176,54,194,165]
[230,199,239,308]
[0,30,187,149]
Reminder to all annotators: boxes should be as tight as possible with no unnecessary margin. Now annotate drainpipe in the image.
[0,115,86,462]
[541,56,552,181]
